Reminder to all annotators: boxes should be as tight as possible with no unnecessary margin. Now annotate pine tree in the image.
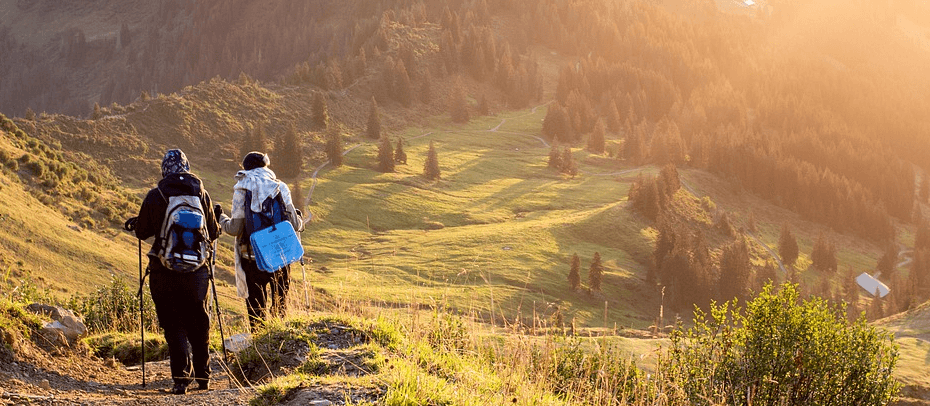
[423,141,441,180]
[478,94,490,116]
[377,135,395,173]
[868,293,884,321]
[394,138,407,164]
[420,69,433,104]
[239,124,254,161]
[778,224,800,267]
[291,182,305,213]
[253,122,269,153]
[568,253,581,291]
[588,252,604,292]
[560,147,577,177]
[312,92,329,128]
[450,77,470,123]
[92,102,102,120]
[366,97,381,140]
[395,59,413,107]
[811,233,838,273]
[719,238,751,302]
[876,244,898,279]
[275,122,302,178]
[325,128,344,167]
[843,267,861,322]
[587,119,606,154]
[548,144,562,169]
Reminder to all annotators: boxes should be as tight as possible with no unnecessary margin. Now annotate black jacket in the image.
[135,172,219,268]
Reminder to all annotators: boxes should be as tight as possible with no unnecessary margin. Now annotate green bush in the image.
[84,332,168,365]
[67,277,158,334]
[661,283,899,405]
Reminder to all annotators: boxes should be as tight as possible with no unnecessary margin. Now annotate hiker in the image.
[131,149,219,394]
[216,151,304,332]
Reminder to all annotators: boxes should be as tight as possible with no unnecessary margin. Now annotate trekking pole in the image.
[125,217,146,388]
[209,240,230,376]
[138,238,146,388]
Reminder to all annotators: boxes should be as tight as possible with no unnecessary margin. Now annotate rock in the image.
[27,304,87,343]
[38,379,50,390]
[224,333,251,353]
[309,400,333,406]
[39,324,69,348]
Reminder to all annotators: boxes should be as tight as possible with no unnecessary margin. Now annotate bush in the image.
[661,283,899,405]
[67,277,158,333]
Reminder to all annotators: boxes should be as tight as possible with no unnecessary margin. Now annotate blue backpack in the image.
[243,190,303,272]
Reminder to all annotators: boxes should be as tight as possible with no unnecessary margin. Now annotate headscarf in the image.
[161,149,190,177]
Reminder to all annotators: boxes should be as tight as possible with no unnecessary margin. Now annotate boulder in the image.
[27,304,88,343]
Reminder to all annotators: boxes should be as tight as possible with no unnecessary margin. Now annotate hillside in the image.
[2,0,930,404]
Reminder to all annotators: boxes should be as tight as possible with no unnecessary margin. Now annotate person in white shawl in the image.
[216,152,304,331]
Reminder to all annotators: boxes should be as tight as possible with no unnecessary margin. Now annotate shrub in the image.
[660,283,899,405]
[67,277,158,333]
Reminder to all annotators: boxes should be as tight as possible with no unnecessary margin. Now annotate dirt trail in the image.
[0,351,250,405]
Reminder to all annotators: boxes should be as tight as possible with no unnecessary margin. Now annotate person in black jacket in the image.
[133,149,219,395]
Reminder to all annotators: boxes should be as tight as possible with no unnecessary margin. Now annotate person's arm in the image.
[134,189,163,241]
[202,189,220,241]
[219,188,245,236]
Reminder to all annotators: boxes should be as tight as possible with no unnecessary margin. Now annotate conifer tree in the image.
[395,59,413,107]
[312,92,329,128]
[778,224,799,267]
[325,128,343,167]
[876,244,898,279]
[450,77,470,123]
[253,122,269,153]
[868,293,884,320]
[239,124,254,161]
[588,252,604,292]
[423,141,441,180]
[548,144,562,169]
[276,122,302,178]
[568,253,581,291]
[587,119,606,154]
[843,267,861,322]
[478,94,490,116]
[377,135,395,173]
[811,233,838,273]
[366,97,381,140]
[756,262,778,291]
[92,102,102,120]
[291,182,304,213]
[420,69,433,104]
[719,238,751,302]
[394,138,407,164]
[560,147,577,177]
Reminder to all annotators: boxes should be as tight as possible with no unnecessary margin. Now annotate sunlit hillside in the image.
[2,0,930,404]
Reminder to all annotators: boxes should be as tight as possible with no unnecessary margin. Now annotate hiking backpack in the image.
[156,189,210,272]
[242,190,303,272]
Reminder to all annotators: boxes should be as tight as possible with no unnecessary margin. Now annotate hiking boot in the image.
[195,380,209,391]
[170,382,188,395]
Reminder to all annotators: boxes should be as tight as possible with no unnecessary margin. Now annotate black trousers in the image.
[242,258,289,332]
[149,265,211,386]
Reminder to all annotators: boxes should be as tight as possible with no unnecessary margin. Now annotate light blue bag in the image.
[249,220,304,272]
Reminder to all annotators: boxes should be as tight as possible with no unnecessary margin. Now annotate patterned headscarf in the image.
[161,149,190,177]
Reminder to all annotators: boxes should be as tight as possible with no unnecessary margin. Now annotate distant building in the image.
[744,0,755,6]
[856,272,890,298]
